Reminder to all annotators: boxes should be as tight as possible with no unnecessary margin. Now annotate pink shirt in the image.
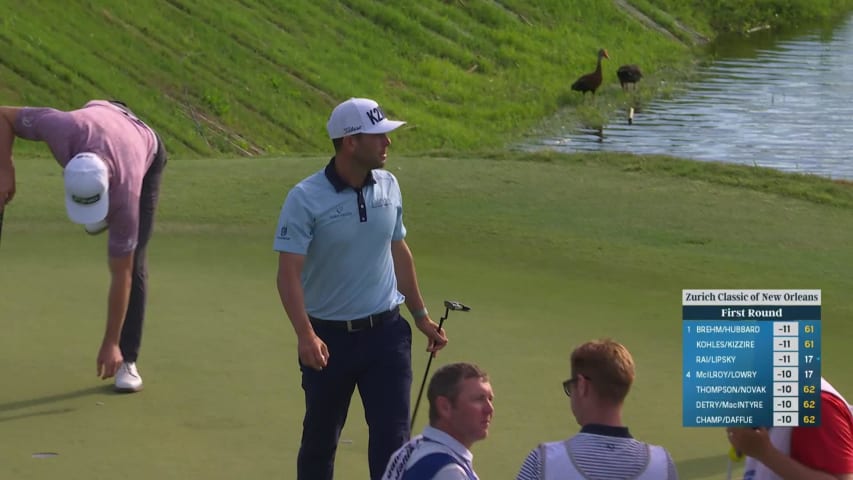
[13,100,158,257]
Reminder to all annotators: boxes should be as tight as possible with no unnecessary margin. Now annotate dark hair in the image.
[571,339,635,404]
[331,133,363,152]
[427,362,489,424]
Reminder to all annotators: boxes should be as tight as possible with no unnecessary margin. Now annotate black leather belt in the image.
[310,306,399,332]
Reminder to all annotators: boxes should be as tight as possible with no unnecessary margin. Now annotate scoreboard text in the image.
[682,289,821,427]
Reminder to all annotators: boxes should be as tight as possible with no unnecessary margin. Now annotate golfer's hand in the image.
[727,427,772,460]
[97,341,124,379]
[415,317,448,354]
[298,332,329,371]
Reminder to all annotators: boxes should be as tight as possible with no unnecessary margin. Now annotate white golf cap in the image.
[64,152,109,225]
[326,98,406,139]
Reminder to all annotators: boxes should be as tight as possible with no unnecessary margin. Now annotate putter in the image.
[0,208,4,247]
[410,300,471,431]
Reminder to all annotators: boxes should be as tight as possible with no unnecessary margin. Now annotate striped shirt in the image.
[515,424,678,480]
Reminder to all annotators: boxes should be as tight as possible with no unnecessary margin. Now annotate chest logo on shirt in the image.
[329,203,352,219]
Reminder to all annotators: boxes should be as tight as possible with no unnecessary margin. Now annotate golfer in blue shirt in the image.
[274,97,449,480]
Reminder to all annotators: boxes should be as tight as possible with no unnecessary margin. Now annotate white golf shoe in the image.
[115,362,143,393]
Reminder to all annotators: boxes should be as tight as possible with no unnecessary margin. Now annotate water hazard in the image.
[530,16,853,181]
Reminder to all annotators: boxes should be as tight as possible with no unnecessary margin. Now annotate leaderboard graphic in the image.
[683,289,821,427]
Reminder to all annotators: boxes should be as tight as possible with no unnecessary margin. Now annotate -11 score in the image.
[779,324,815,333]
[776,340,814,349]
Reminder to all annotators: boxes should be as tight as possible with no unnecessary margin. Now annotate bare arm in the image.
[97,253,134,379]
[0,107,22,207]
[391,239,447,353]
[728,427,853,480]
[277,252,328,370]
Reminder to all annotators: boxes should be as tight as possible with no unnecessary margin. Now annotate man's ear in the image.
[578,375,592,398]
[435,395,452,419]
[342,134,359,151]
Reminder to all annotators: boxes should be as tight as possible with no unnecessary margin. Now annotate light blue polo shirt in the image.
[274,158,406,320]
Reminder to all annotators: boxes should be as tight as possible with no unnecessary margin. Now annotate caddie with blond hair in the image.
[516,338,678,479]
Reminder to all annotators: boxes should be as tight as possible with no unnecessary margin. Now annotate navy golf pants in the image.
[297,312,413,480]
[119,133,167,363]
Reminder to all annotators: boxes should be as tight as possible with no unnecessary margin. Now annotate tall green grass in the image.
[7,1,848,157]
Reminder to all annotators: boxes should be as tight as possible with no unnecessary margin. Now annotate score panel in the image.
[682,290,821,427]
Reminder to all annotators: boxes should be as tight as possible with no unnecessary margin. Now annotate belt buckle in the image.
[347,315,374,333]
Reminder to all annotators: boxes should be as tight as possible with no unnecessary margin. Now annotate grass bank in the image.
[2,1,852,157]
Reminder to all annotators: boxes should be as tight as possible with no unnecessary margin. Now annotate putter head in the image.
[444,300,471,312]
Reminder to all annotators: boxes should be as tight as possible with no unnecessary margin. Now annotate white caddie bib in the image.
[539,439,670,480]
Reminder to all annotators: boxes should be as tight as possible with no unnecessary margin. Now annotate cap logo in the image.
[366,107,386,125]
[71,193,101,205]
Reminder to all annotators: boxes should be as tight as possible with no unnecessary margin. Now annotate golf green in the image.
[1,155,851,479]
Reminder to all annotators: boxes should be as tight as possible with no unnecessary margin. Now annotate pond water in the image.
[528,16,853,181]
